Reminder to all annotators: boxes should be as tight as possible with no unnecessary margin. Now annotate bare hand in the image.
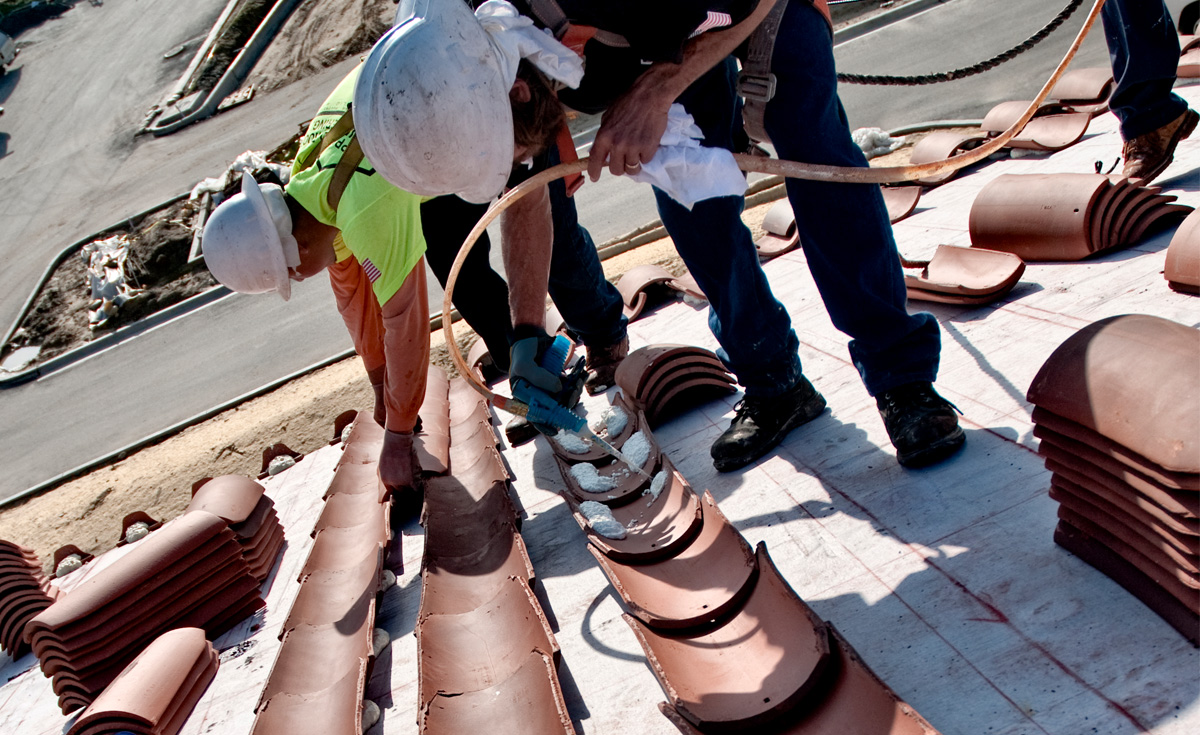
[587,84,672,182]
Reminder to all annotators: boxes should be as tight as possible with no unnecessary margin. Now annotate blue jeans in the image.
[1102,0,1188,140]
[655,1,940,397]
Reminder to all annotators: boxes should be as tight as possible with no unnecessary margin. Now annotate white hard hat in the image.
[202,175,300,300]
[354,0,514,204]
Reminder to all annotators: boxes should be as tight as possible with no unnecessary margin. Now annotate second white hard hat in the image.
[202,175,300,300]
[354,0,515,204]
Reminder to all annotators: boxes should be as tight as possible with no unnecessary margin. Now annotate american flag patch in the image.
[362,258,382,283]
[690,11,733,37]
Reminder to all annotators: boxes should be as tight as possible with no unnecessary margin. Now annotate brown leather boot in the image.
[1121,108,1199,184]
[584,336,629,395]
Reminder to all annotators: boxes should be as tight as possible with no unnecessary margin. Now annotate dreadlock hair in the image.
[510,60,565,157]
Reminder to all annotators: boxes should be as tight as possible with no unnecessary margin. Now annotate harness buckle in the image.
[737,71,777,104]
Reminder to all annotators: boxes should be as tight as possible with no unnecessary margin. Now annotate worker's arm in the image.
[587,0,779,181]
[376,260,430,492]
[327,254,388,425]
[499,180,566,391]
[501,181,554,331]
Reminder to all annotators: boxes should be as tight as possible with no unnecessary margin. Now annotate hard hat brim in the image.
[240,175,293,301]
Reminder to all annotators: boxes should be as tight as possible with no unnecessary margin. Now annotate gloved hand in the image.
[509,331,563,394]
[379,429,418,493]
[371,381,387,427]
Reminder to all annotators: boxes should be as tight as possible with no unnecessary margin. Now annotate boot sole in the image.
[896,426,966,468]
[712,392,828,472]
[1132,108,1199,185]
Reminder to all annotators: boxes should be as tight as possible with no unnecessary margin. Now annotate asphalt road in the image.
[0,0,1138,500]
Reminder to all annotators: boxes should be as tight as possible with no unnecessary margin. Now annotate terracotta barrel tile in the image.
[1054,495,1198,574]
[593,491,756,629]
[447,416,501,456]
[648,376,738,427]
[420,651,575,735]
[1050,67,1114,104]
[66,627,216,735]
[258,620,372,706]
[1056,507,1199,608]
[626,544,833,732]
[1124,202,1192,245]
[420,527,536,616]
[617,264,678,319]
[416,432,451,476]
[563,458,703,563]
[299,527,384,582]
[230,497,278,541]
[554,446,661,507]
[908,130,990,186]
[417,577,557,703]
[882,186,921,224]
[643,356,733,400]
[187,475,266,524]
[903,245,1025,304]
[323,461,387,503]
[755,200,800,260]
[615,345,725,402]
[28,514,234,633]
[1032,412,1199,491]
[283,560,379,633]
[1055,521,1199,645]
[969,173,1109,261]
[1166,209,1200,293]
[252,667,364,735]
[1050,480,1198,558]
[658,624,943,734]
[981,101,1091,151]
[1040,445,1199,518]
[1026,315,1200,473]
[549,395,640,464]
[312,491,389,538]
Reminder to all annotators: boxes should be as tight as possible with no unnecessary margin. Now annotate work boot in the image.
[1121,108,1198,184]
[876,382,965,468]
[505,415,539,447]
[710,377,827,472]
[584,336,629,395]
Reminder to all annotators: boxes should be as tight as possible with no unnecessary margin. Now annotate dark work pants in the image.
[1102,0,1188,140]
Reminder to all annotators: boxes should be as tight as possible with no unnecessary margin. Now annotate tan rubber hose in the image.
[444,0,1108,403]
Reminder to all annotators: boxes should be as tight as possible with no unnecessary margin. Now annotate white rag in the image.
[626,104,747,210]
[475,1,584,89]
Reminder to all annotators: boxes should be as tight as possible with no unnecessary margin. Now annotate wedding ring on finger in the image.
[625,161,642,173]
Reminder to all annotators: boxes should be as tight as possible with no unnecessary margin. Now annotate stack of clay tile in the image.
[969,174,1193,261]
[0,540,55,657]
[552,406,943,733]
[66,627,217,735]
[416,376,573,734]
[1165,209,1200,294]
[188,475,285,582]
[615,344,736,427]
[24,510,263,713]
[252,410,392,735]
[1027,314,1199,644]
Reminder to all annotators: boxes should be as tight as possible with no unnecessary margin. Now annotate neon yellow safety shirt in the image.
[285,65,426,305]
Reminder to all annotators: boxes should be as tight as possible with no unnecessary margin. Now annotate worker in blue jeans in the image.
[1102,0,1196,183]
[356,0,964,469]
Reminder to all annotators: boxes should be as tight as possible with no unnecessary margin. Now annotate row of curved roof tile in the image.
[550,374,944,733]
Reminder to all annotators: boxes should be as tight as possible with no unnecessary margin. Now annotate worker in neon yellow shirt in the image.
[202,66,430,493]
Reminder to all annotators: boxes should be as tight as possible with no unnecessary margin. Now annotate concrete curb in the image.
[146,0,304,136]
[832,0,951,46]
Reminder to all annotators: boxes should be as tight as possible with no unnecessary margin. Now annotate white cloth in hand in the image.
[627,104,747,210]
[475,0,584,89]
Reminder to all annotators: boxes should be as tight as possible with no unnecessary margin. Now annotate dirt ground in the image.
[2,198,216,364]
[244,0,393,94]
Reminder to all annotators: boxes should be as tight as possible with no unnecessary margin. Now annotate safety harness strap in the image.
[293,106,362,212]
[739,0,788,144]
